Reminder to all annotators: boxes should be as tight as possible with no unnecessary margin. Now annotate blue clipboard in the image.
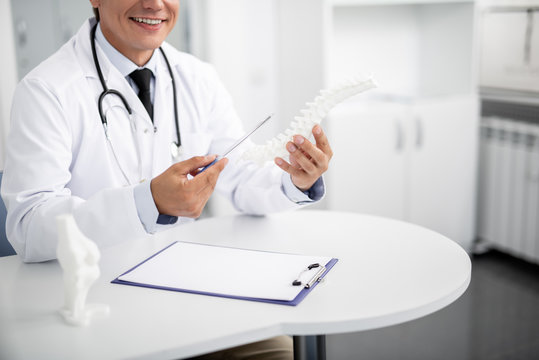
[112,242,338,306]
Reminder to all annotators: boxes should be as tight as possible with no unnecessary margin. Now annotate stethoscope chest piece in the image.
[170,142,183,160]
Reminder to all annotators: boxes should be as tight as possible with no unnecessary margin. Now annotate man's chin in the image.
[137,37,167,51]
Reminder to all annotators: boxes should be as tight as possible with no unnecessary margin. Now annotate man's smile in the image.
[130,17,164,26]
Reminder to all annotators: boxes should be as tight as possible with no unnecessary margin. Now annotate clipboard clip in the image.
[292,263,327,289]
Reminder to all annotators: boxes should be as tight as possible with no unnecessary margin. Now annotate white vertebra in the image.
[240,76,377,165]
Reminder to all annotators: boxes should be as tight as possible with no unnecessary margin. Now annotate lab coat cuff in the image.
[281,173,325,204]
[133,181,177,234]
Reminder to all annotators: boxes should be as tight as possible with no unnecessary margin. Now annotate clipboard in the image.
[112,242,338,306]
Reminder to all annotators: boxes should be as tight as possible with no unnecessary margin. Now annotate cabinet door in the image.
[408,95,479,248]
[327,102,408,220]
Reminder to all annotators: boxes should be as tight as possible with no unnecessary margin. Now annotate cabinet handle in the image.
[395,118,404,152]
[416,116,424,149]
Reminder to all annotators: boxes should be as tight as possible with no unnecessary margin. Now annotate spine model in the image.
[240,76,377,165]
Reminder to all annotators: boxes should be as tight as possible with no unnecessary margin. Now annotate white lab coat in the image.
[2,19,307,263]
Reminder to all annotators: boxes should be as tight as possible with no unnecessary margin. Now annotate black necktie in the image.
[129,68,153,121]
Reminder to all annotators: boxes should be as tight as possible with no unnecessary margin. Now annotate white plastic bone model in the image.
[241,76,377,165]
[56,214,110,327]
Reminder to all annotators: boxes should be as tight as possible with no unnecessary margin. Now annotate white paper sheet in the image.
[118,242,333,301]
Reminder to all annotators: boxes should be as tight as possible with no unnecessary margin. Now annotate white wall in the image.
[203,0,279,142]
[196,0,280,216]
[0,0,18,170]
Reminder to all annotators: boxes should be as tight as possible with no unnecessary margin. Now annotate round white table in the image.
[0,210,471,359]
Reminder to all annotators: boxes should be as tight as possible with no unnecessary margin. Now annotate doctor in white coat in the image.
[1,0,332,267]
[3,3,333,356]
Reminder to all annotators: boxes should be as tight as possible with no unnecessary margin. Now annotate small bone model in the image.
[56,214,110,327]
[240,76,377,165]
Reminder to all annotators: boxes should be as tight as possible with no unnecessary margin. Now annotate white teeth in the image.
[133,17,163,25]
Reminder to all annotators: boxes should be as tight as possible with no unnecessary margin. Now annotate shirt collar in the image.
[95,22,158,78]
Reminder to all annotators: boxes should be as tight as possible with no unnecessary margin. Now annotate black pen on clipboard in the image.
[199,114,273,173]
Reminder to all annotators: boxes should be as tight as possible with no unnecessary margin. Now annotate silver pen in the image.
[199,114,273,172]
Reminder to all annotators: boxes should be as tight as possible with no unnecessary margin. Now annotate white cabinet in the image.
[408,96,479,247]
[323,0,478,249]
[328,95,478,248]
[327,101,409,220]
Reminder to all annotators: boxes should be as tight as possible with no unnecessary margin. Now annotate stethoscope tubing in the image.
[90,23,181,184]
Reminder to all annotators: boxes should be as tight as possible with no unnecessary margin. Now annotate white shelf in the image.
[331,0,475,6]
[328,1,476,98]
[478,0,539,8]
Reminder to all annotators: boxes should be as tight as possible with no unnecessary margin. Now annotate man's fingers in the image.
[289,153,301,169]
[176,155,218,174]
[275,157,303,177]
[285,142,301,169]
[312,125,333,158]
[289,137,326,171]
[203,157,227,175]
[192,157,228,192]
[291,150,316,173]
[150,156,227,218]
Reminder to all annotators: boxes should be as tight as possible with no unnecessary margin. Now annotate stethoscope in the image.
[90,23,182,184]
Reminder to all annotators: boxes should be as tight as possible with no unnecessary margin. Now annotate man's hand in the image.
[150,155,228,218]
[274,125,333,191]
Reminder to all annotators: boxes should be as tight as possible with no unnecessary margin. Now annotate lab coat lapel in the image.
[76,20,100,84]
[152,53,175,175]
[153,51,173,130]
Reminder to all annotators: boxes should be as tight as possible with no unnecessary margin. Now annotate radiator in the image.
[477,114,539,264]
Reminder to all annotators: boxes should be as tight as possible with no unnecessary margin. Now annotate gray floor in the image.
[326,251,539,360]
